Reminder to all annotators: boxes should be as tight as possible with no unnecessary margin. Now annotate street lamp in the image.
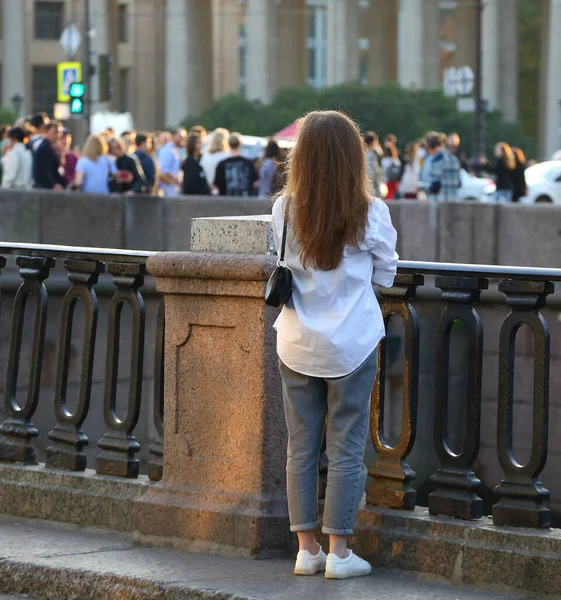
[10,93,24,117]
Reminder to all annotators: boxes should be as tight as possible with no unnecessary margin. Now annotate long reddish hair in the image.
[283,111,371,271]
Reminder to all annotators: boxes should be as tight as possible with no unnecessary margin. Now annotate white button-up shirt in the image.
[272,196,398,378]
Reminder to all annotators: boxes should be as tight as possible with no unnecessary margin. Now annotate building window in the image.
[32,66,57,114]
[239,23,247,97]
[34,1,64,40]
[306,5,327,89]
[119,68,129,113]
[118,3,128,43]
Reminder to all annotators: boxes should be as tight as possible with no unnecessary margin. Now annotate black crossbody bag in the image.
[265,220,293,308]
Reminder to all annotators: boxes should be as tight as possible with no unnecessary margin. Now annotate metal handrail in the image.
[1,242,561,281]
[0,242,154,263]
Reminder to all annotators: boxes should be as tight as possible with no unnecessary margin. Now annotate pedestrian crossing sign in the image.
[57,62,82,102]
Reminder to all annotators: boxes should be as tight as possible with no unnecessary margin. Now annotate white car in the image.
[239,135,268,161]
[458,169,496,201]
[521,161,561,204]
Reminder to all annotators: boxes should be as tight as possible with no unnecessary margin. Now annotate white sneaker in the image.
[325,550,372,579]
[293,546,327,576]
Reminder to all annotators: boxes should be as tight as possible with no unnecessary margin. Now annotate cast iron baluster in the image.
[493,280,553,528]
[366,273,423,509]
[429,275,488,520]
[46,259,105,471]
[0,256,55,464]
[148,299,165,482]
[96,262,146,478]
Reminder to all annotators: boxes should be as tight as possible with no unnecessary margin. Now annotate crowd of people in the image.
[0,111,529,203]
[363,130,529,203]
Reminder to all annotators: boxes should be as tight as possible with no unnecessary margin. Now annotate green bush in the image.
[0,106,17,127]
[183,84,537,158]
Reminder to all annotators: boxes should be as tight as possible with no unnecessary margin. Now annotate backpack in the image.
[387,162,402,183]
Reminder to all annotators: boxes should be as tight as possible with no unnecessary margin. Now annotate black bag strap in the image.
[279,220,288,264]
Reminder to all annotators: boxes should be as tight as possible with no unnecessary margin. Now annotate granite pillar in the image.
[133,218,289,556]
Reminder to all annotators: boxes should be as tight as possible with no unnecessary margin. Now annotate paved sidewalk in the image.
[0,516,528,600]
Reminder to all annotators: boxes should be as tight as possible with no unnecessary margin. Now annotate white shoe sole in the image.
[294,565,326,576]
[325,566,372,580]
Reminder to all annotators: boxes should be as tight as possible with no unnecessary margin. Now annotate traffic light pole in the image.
[83,0,92,138]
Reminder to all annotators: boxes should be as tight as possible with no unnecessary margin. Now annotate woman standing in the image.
[399,142,420,200]
[258,140,281,197]
[182,134,210,195]
[200,128,230,190]
[272,111,398,580]
[492,142,516,203]
[1,127,33,189]
[381,142,401,200]
[511,147,527,203]
[74,134,115,194]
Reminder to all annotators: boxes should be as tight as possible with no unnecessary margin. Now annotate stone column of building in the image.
[497,0,518,124]
[326,0,359,86]
[483,0,518,123]
[131,0,162,130]
[246,0,278,103]
[543,0,561,158]
[2,0,27,114]
[454,1,477,70]
[165,0,213,126]
[397,0,424,88]
[212,0,244,100]
[88,0,108,114]
[277,0,307,90]
[422,0,440,89]
[366,0,398,86]
[482,0,499,112]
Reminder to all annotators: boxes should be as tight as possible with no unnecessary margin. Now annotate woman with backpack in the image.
[381,142,401,200]
[271,110,398,579]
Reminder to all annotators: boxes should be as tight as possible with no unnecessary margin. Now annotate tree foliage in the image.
[0,106,17,126]
[183,83,537,158]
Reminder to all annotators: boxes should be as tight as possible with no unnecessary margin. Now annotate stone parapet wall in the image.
[1,190,561,266]
[0,189,272,252]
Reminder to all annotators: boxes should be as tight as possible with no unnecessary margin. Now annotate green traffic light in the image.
[70,98,83,114]
[69,82,85,98]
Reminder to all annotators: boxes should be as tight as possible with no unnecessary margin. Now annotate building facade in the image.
[1,0,559,157]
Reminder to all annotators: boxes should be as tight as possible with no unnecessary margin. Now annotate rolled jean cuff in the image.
[322,526,354,536]
[290,521,320,532]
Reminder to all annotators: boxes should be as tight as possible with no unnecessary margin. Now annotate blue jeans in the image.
[279,349,378,536]
[495,189,513,203]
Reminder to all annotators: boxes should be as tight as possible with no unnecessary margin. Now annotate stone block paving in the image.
[0,516,530,600]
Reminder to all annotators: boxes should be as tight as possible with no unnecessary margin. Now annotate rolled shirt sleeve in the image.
[367,201,398,288]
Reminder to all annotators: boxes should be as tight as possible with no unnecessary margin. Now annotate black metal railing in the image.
[0,242,561,531]
[366,261,561,530]
[0,242,164,482]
